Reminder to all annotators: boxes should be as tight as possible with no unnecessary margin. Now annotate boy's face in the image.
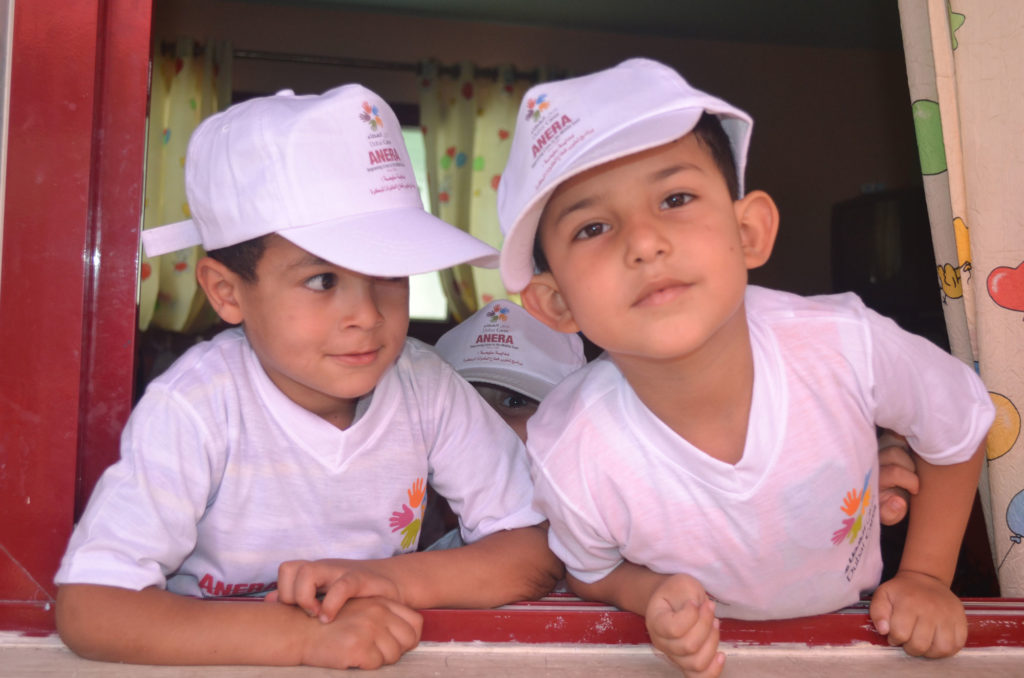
[528,133,775,369]
[231,235,409,424]
[471,383,539,442]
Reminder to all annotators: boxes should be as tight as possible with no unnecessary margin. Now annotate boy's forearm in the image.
[382,524,563,609]
[568,560,669,615]
[57,583,312,666]
[896,440,985,585]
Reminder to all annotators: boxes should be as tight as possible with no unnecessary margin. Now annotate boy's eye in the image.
[501,393,532,409]
[304,273,337,291]
[573,222,611,240]
[661,193,694,209]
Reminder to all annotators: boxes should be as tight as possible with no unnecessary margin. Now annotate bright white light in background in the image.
[401,127,448,321]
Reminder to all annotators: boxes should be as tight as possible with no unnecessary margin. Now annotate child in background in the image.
[497,58,993,675]
[420,299,586,549]
[435,299,587,442]
[55,85,560,671]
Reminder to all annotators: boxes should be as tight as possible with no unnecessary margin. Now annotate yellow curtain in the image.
[139,38,232,332]
[899,0,1024,594]
[418,62,532,321]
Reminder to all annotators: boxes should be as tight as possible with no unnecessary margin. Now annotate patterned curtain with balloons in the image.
[898,0,1024,593]
[418,61,533,321]
[139,38,232,333]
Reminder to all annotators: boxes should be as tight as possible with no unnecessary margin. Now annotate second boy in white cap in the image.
[498,58,993,675]
[55,84,560,671]
[435,299,586,441]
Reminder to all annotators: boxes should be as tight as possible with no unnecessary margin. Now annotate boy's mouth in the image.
[632,279,690,308]
[332,348,380,366]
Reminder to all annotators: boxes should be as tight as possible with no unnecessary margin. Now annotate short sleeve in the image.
[865,304,994,464]
[55,387,223,590]
[419,352,545,543]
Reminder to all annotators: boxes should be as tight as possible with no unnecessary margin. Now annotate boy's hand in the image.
[269,559,402,623]
[869,569,967,657]
[878,436,919,526]
[301,596,422,669]
[645,574,725,677]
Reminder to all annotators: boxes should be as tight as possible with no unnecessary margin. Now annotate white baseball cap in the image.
[497,58,752,292]
[434,299,586,402]
[141,84,499,276]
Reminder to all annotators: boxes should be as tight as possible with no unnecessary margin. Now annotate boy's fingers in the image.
[384,598,424,645]
[878,445,916,472]
[869,589,893,636]
[655,600,719,661]
[878,464,920,495]
[648,598,701,641]
[878,492,909,526]
[319,578,358,623]
[367,604,422,668]
[319,573,401,623]
[292,565,326,617]
[894,612,932,656]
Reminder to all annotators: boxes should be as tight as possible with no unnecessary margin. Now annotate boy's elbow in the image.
[522,550,565,601]
[509,524,565,601]
[56,585,105,660]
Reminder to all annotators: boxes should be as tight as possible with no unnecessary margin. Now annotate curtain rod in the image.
[160,42,539,81]
[235,49,540,82]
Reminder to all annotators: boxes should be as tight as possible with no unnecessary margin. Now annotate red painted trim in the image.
[0,0,151,632]
[418,595,1024,648]
[211,594,1024,647]
[0,0,98,621]
[76,0,152,519]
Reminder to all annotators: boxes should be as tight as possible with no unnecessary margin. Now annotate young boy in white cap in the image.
[54,84,560,670]
[497,58,994,675]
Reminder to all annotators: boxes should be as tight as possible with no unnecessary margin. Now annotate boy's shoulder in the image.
[746,285,870,322]
[532,354,623,425]
[147,326,251,392]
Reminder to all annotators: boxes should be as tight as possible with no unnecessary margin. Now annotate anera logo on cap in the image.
[524,94,550,122]
[486,304,511,322]
[360,101,383,131]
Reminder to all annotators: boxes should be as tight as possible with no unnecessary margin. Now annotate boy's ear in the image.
[520,273,580,335]
[734,189,779,269]
[195,256,245,325]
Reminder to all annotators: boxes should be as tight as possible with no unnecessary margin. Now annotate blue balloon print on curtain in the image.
[998,489,1024,571]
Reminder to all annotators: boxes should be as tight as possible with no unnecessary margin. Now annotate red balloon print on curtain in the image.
[988,261,1024,313]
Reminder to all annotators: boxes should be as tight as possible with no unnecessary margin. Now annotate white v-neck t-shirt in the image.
[526,287,994,620]
[57,328,543,598]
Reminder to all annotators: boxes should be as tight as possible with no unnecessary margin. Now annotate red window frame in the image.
[1,0,1021,651]
[0,0,150,632]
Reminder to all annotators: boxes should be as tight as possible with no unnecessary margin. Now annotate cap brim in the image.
[141,219,202,258]
[458,366,552,403]
[281,207,499,277]
[500,106,750,292]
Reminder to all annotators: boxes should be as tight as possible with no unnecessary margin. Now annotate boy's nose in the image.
[623,215,670,264]
[339,277,385,329]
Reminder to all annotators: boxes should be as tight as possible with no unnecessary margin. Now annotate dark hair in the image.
[532,112,740,274]
[205,235,269,282]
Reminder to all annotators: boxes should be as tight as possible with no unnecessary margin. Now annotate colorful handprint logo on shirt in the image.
[832,470,873,545]
[389,478,426,550]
